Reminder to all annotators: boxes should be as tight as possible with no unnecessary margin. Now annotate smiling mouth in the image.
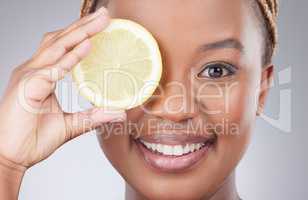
[134,133,217,173]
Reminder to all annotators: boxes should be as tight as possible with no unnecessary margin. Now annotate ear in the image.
[256,65,274,116]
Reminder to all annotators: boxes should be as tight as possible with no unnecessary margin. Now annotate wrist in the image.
[0,154,26,200]
[0,154,26,177]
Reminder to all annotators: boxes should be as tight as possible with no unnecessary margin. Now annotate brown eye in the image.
[198,62,236,79]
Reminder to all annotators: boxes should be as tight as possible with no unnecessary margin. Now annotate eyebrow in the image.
[198,38,244,53]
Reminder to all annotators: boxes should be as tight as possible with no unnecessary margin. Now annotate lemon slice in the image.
[73,19,162,109]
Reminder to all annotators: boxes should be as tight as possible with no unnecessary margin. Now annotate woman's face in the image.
[96,0,273,199]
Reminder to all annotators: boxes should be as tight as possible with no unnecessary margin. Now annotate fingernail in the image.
[96,7,108,15]
[109,111,127,122]
[87,7,108,20]
[91,108,127,123]
[110,117,126,123]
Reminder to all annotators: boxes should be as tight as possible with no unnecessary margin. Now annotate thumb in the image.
[63,108,127,142]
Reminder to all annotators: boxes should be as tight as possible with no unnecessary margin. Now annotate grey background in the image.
[0,0,307,199]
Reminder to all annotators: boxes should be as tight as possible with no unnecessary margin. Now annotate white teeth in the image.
[173,145,183,156]
[140,140,205,156]
[189,144,195,152]
[150,143,157,151]
[144,142,151,149]
[163,146,173,155]
[183,144,190,154]
[156,144,163,152]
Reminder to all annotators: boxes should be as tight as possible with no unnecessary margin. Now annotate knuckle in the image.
[11,66,22,77]
[80,28,91,39]
[10,65,29,81]
[41,32,53,43]
[40,30,61,45]
[43,31,55,39]
[49,40,68,54]
[70,50,82,62]
[43,31,52,37]
[75,28,91,41]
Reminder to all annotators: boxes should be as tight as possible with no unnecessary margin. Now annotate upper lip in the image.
[137,130,217,146]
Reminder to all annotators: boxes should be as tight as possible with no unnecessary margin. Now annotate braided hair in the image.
[80,0,278,65]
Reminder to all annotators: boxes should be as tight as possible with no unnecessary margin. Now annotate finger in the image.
[63,108,127,142]
[37,37,92,81]
[53,38,92,73]
[19,69,57,106]
[30,8,109,67]
[53,7,108,41]
[38,29,64,49]
[38,7,108,50]
[18,36,92,107]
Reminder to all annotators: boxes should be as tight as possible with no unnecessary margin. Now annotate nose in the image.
[145,69,198,123]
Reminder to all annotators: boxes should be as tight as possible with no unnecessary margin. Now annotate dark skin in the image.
[97,0,273,199]
[0,0,273,200]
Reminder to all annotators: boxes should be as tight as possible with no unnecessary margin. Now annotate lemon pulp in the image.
[73,19,162,109]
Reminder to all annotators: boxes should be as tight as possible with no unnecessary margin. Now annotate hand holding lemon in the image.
[0,9,138,173]
[0,8,162,177]
[0,8,163,199]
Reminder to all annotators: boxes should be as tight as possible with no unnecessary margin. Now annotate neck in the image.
[125,171,240,200]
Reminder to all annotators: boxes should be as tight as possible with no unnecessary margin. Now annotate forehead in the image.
[105,0,262,65]
[107,0,247,31]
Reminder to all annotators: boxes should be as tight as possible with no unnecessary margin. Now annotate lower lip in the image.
[135,139,213,173]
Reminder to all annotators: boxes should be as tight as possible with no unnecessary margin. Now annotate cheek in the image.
[197,79,258,169]
[195,77,258,159]
[228,79,259,127]
[96,124,132,168]
[195,75,259,130]
[195,81,251,123]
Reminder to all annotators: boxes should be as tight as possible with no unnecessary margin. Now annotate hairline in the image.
[94,0,273,66]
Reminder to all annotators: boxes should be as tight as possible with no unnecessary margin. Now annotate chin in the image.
[97,126,248,200]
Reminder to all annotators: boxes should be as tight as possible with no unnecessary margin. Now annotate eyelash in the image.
[197,62,237,79]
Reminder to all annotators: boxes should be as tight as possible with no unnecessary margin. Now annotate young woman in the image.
[0,0,278,199]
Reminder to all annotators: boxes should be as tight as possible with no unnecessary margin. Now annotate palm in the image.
[0,91,66,167]
[28,93,67,165]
